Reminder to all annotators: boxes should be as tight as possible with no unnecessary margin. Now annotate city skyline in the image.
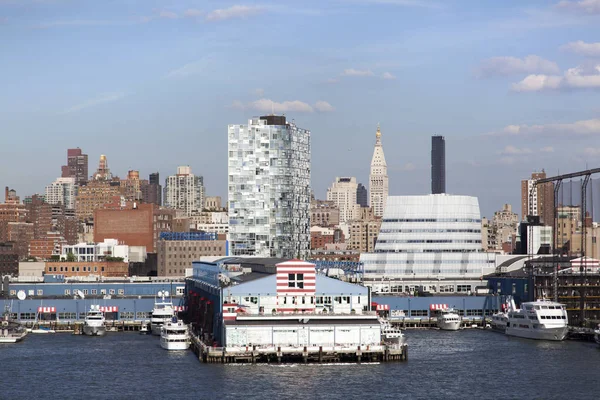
[1,0,600,218]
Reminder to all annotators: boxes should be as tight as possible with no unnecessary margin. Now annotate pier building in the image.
[185,258,380,348]
[360,194,496,294]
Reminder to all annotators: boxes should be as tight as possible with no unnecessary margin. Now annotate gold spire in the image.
[375,123,381,142]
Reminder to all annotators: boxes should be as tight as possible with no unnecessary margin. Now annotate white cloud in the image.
[350,0,441,8]
[400,162,416,171]
[314,101,335,112]
[477,55,559,77]
[382,72,396,80]
[158,10,178,19]
[556,0,600,14]
[512,65,600,92]
[561,41,600,57]
[61,92,127,114]
[250,98,314,113]
[497,145,532,155]
[184,9,203,18]
[583,147,600,156]
[489,118,600,137]
[206,5,264,22]
[254,88,265,97]
[166,58,211,78]
[342,68,374,77]
[231,99,335,113]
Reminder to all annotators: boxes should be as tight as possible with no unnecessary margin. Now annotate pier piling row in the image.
[190,336,407,364]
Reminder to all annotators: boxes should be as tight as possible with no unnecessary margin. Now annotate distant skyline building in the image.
[164,166,204,217]
[431,135,446,194]
[369,125,388,217]
[521,170,554,226]
[361,194,496,294]
[45,177,77,209]
[357,183,368,207]
[228,115,311,258]
[141,172,162,206]
[326,177,360,224]
[61,148,88,186]
[92,154,112,181]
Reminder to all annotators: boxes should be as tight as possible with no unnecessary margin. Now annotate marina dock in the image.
[23,320,149,334]
[189,335,407,364]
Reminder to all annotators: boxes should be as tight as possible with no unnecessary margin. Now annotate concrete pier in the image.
[24,320,150,334]
[189,335,407,364]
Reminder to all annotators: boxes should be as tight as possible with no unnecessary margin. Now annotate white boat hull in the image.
[0,334,27,343]
[151,324,163,336]
[438,320,461,331]
[160,338,190,351]
[30,329,55,334]
[594,332,600,346]
[505,326,568,341]
[83,325,107,336]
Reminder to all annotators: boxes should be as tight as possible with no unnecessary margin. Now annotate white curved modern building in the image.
[360,194,496,294]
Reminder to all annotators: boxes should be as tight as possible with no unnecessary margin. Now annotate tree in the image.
[66,252,76,262]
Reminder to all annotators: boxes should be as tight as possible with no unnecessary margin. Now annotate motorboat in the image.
[380,319,406,346]
[83,305,106,336]
[490,312,508,332]
[0,307,27,343]
[29,326,56,334]
[505,299,568,341]
[437,309,461,331]
[140,323,149,335]
[151,291,175,336]
[160,317,190,351]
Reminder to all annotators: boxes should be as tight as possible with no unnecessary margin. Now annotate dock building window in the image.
[411,310,428,317]
[64,289,70,295]
[91,289,97,295]
[109,289,115,295]
[118,289,124,295]
[20,313,35,320]
[288,273,304,288]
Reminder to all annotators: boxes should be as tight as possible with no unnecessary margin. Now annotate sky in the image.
[1,0,600,218]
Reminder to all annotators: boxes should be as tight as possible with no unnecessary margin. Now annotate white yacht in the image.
[380,319,406,346]
[505,299,568,341]
[150,291,175,336]
[83,305,106,336]
[490,313,508,332]
[160,317,190,351]
[0,308,27,343]
[437,309,462,331]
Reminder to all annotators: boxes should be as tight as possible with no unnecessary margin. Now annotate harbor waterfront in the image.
[1,329,599,399]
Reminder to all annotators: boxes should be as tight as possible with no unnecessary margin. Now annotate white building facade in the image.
[326,177,360,224]
[228,115,311,258]
[361,194,496,294]
[164,166,204,217]
[369,125,388,217]
[61,239,130,263]
[45,177,77,209]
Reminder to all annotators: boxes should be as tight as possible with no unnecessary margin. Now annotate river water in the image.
[1,329,598,399]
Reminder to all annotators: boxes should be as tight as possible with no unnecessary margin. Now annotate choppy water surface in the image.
[1,329,599,399]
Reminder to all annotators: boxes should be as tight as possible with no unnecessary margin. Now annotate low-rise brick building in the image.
[0,242,18,276]
[45,261,129,277]
[157,232,227,277]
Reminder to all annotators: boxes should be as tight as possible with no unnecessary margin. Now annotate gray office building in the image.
[431,135,445,194]
[356,183,368,207]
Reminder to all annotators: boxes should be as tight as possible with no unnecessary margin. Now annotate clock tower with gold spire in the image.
[369,124,389,217]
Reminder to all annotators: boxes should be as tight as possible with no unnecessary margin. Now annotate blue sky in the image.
[1,0,600,217]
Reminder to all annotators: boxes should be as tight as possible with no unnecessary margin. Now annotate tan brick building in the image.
[45,260,129,277]
[76,180,121,221]
[347,207,381,253]
[521,171,554,226]
[311,199,340,227]
[157,236,227,276]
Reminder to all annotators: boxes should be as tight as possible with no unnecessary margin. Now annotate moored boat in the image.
[151,291,175,336]
[160,317,190,351]
[505,299,568,341]
[594,324,600,346]
[380,319,406,346]
[0,307,27,343]
[437,309,461,331]
[83,305,107,336]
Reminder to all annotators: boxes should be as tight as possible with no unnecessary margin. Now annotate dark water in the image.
[1,330,599,400]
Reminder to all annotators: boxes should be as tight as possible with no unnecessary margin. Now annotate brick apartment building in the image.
[0,242,18,276]
[156,232,226,277]
[45,260,129,277]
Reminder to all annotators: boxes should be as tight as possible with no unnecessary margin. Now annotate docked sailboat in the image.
[505,299,568,341]
[151,291,175,336]
[0,306,27,343]
[437,309,462,331]
[160,317,190,351]
[83,305,107,336]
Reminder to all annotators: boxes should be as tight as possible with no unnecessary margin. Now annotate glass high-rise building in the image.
[228,115,311,258]
[431,135,445,194]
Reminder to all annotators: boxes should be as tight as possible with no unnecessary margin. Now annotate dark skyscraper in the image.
[356,183,368,207]
[61,148,88,186]
[431,135,445,194]
[142,172,162,206]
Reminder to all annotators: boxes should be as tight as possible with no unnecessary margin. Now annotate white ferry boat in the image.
[490,313,508,332]
[160,317,190,351]
[437,309,461,331]
[505,299,568,341]
[83,305,107,336]
[151,291,175,336]
[0,308,28,343]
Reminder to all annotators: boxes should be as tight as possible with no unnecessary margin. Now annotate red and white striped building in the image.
[276,259,317,313]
